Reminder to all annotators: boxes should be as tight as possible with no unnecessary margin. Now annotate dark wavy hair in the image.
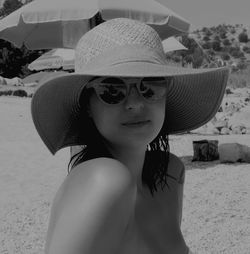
[68,86,176,196]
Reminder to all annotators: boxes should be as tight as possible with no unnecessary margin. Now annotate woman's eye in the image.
[102,84,124,95]
[105,84,118,95]
[141,86,155,98]
[140,82,149,92]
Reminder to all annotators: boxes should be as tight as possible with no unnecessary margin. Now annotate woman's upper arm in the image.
[46,158,136,254]
[167,153,185,226]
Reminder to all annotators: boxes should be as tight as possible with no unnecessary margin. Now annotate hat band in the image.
[75,44,167,74]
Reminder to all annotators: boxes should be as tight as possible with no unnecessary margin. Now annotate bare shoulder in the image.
[55,157,136,209]
[68,157,135,190]
[167,153,185,184]
[45,158,136,253]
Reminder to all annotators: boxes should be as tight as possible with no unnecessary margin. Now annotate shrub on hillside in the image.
[202,41,212,49]
[228,46,240,53]
[192,55,204,68]
[212,40,221,51]
[0,90,13,96]
[230,27,236,34]
[183,55,193,64]
[238,32,249,43]
[242,46,250,54]
[216,24,227,34]
[222,39,231,46]
[204,29,213,37]
[220,32,227,39]
[230,50,245,58]
[214,35,220,41]
[206,48,215,56]
[203,35,210,42]
[240,79,247,87]
[179,35,198,54]
[221,46,230,53]
[201,27,211,34]
[221,52,230,61]
[237,60,248,70]
[12,89,27,97]
[171,55,182,63]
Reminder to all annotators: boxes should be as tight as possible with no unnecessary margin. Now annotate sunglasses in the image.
[86,76,172,105]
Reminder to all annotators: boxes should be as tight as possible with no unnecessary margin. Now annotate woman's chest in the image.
[117,189,187,254]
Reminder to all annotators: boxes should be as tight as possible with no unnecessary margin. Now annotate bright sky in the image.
[157,0,250,30]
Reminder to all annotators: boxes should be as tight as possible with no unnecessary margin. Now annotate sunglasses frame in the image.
[86,76,172,105]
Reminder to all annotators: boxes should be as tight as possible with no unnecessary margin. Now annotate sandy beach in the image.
[0,96,249,254]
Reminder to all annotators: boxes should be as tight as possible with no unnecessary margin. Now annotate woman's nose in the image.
[124,86,144,111]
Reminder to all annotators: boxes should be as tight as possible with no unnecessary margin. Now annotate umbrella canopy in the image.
[22,71,68,84]
[0,0,190,49]
[162,37,187,53]
[28,38,187,71]
[28,49,75,71]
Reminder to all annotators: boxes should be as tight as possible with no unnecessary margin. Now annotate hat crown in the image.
[75,18,165,73]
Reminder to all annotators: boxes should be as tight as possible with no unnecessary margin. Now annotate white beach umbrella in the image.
[0,0,190,49]
[162,37,187,53]
[29,37,187,71]
[28,49,75,71]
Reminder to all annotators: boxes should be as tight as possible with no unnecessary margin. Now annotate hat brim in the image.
[31,63,229,154]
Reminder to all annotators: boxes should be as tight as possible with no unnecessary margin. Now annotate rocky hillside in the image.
[167,24,250,88]
[190,24,250,67]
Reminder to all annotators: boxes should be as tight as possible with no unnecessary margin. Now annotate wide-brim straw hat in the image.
[31,18,229,155]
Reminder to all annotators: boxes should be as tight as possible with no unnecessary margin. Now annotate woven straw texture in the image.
[75,18,164,73]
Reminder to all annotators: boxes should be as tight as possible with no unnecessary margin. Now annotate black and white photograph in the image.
[0,0,249,253]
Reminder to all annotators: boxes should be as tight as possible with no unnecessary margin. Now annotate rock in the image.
[212,127,220,135]
[231,126,243,134]
[225,88,233,94]
[246,128,250,134]
[241,128,247,134]
[229,123,246,130]
[228,105,250,130]
[192,140,219,161]
[243,147,250,162]
[192,122,216,135]
[191,125,207,135]
[220,127,230,135]
[206,122,218,134]
[214,119,228,130]
[219,143,250,163]
[214,112,225,120]
[233,88,250,97]
[4,77,23,86]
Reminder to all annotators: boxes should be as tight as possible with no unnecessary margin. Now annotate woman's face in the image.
[87,77,167,149]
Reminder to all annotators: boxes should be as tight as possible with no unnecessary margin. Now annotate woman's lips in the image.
[121,120,151,127]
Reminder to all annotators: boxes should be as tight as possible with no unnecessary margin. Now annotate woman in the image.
[31,18,229,254]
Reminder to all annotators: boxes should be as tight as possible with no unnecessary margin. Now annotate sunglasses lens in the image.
[96,78,127,104]
[140,78,167,101]
[90,77,169,104]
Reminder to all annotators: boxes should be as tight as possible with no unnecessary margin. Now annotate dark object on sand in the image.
[192,140,219,161]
